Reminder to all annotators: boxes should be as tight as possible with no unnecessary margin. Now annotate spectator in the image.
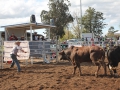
[20,36,25,41]
[38,36,42,41]
[32,32,38,41]
[41,36,45,41]
[9,33,18,41]
[9,36,15,41]
[109,39,114,48]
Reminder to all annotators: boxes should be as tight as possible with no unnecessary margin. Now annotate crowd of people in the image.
[9,32,46,41]
[9,33,25,41]
[32,32,46,41]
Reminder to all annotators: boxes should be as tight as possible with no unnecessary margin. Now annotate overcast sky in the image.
[0,0,120,36]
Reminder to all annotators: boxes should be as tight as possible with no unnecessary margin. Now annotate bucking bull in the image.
[59,46,107,77]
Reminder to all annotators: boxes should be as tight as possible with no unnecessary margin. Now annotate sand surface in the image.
[0,59,120,90]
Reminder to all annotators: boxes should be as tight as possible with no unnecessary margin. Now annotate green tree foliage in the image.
[106,26,118,38]
[60,27,75,42]
[40,0,73,38]
[82,7,107,36]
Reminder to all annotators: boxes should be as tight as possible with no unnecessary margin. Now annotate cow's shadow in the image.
[78,73,120,78]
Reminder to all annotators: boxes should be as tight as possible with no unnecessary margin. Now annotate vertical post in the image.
[80,0,82,39]
[48,28,50,40]
[30,25,33,41]
[30,57,33,65]
[68,24,69,39]
[56,36,58,63]
[5,28,7,41]
[0,32,1,40]
[26,32,27,40]
[1,39,3,69]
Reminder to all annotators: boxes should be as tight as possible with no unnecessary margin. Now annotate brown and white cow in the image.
[59,46,107,77]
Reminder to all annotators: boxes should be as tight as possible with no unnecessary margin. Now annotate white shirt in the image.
[11,45,22,55]
[35,36,38,41]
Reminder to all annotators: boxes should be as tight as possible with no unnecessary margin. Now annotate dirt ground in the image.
[0,58,120,90]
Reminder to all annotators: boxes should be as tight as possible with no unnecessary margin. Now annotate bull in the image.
[107,46,120,77]
[59,46,107,77]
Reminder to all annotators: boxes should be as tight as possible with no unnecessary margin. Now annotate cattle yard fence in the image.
[0,39,3,69]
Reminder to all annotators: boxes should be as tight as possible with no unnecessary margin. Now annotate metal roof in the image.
[1,23,56,30]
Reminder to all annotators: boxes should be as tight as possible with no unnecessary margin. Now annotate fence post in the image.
[0,39,3,69]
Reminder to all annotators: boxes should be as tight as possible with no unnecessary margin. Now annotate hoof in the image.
[72,73,75,75]
[103,73,107,76]
[114,73,119,78]
[110,71,114,76]
[95,72,98,77]
[79,73,82,76]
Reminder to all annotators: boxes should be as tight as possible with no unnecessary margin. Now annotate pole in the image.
[5,28,7,41]
[30,25,33,41]
[80,0,82,39]
[48,28,50,40]
[68,24,69,39]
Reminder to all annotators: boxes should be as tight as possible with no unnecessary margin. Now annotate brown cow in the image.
[59,46,107,77]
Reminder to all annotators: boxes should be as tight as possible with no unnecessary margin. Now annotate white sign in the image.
[4,41,30,61]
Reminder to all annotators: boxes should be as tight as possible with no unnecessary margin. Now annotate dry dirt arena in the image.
[0,58,120,90]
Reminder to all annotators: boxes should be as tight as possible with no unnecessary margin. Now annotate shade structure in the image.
[1,22,56,41]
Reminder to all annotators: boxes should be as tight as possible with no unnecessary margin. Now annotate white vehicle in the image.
[67,39,78,43]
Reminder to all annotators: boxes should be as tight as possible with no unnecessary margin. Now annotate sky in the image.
[0,0,120,36]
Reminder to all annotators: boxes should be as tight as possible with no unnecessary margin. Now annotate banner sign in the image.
[4,41,30,61]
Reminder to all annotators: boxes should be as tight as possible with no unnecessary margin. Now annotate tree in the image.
[40,0,73,38]
[71,11,87,39]
[60,27,75,42]
[106,26,118,38]
[82,7,107,36]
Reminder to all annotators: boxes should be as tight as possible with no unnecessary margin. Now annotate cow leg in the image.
[113,68,118,78]
[72,62,82,76]
[108,64,114,76]
[108,64,118,77]
[77,63,82,76]
[95,64,101,77]
[73,65,77,75]
[92,61,101,77]
[101,61,107,75]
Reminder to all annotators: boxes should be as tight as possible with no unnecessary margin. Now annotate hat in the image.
[15,41,21,44]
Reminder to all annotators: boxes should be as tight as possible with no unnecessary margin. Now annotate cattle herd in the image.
[59,45,120,78]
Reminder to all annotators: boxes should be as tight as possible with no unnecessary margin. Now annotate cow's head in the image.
[59,50,70,61]
[59,50,67,60]
[59,46,76,61]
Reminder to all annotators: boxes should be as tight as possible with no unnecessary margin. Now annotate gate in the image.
[29,39,59,64]
[0,39,3,69]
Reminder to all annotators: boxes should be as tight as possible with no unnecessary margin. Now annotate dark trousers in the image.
[10,54,21,72]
